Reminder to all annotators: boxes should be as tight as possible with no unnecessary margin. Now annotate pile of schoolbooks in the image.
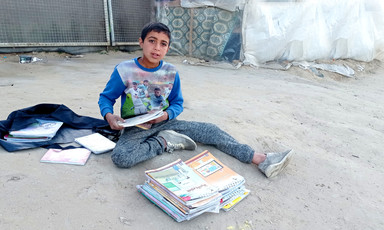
[137,150,250,222]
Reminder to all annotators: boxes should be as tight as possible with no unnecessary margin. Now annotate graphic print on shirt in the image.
[119,60,176,119]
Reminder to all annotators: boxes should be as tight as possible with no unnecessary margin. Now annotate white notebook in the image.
[75,133,116,154]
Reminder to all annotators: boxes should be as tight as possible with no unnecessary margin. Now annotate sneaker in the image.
[157,130,197,153]
[258,149,294,178]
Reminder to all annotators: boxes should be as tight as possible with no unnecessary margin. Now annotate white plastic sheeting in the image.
[180,0,245,12]
[242,0,384,66]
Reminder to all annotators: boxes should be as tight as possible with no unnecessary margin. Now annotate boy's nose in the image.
[154,43,161,50]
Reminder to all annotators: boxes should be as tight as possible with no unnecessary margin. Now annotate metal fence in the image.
[0,0,152,48]
[110,0,152,45]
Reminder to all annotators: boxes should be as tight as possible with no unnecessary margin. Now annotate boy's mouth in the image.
[151,53,160,58]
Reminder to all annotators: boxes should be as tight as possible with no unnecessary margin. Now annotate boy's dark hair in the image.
[141,22,171,45]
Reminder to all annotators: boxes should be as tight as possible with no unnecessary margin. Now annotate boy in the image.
[98,22,293,178]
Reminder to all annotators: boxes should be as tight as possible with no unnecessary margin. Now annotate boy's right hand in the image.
[105,113,125,130]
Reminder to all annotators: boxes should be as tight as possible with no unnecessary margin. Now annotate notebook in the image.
[75,133,116,154]
[185,150,245,192]
[40,148,91,165]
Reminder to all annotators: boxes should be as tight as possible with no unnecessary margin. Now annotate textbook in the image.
[137,150,250,222]
[40,148,91,165]
[75,133,116,154]
[137,183,222,222]
[185,150,245,193]
[145,159,219,205]
[117,110,163,128]
[7,119,63,142]
[4,134,51,142]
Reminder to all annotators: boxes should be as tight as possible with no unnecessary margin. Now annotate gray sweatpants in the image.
[111,119,254,168]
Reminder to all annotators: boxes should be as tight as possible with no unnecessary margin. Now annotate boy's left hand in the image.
[148,111,169,124]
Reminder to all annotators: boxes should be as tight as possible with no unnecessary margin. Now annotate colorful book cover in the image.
[145,159,219,204]
[185,150,245,192]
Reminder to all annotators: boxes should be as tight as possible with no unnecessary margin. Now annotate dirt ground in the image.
[0,51,383,230]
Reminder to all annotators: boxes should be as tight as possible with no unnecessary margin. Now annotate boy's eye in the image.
[161,43,168,47]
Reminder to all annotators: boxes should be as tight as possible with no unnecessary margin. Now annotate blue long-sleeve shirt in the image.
[98,58,184,120]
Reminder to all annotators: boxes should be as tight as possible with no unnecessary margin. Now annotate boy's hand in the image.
[105,113,125,130]
[148,111,169,124]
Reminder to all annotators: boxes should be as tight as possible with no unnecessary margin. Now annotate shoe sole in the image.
[264,149,294,178]
[162,130,197,150]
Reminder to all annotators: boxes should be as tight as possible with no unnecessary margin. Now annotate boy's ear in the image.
[139,37,144,48]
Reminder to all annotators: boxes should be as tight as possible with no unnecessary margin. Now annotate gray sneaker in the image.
[258,149,294,178]
[157,130,197,153]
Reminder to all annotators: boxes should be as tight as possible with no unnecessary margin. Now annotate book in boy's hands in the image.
[40,148,91,165]
[117,110,163,128]
[74,133,116,154]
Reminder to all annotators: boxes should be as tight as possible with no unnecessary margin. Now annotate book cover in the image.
[4,134,50,142]
[145,159,219,204]
[75,133,116,154]
[40,148,91,165]
[9,119,63,138]
[117,110,163,128]
[185,150,245,192]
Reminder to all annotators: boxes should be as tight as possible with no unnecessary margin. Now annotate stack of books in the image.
[137,150,250,222]
[4,119,63,142]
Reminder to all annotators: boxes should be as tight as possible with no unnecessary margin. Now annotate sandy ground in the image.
[0,51,383,230]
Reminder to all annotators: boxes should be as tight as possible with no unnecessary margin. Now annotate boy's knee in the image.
[111,151,136,168]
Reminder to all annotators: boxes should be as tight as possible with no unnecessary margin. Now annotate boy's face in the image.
[139,31,170,68]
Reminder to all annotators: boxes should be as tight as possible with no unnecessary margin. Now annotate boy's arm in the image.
[165,72,184,120]
[98,67,126,119]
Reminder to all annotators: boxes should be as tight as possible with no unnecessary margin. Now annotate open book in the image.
[117,110,163,128]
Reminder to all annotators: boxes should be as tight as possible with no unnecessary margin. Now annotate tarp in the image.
[242,0,384,66]
[181,0,245,11]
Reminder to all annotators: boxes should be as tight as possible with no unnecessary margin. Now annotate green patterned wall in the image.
[158,6,242,61]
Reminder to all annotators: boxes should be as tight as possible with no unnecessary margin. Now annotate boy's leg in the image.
[165,120,293,178]
[111,120,195,168]
[165,120,255,164]
[111,125,165,168]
